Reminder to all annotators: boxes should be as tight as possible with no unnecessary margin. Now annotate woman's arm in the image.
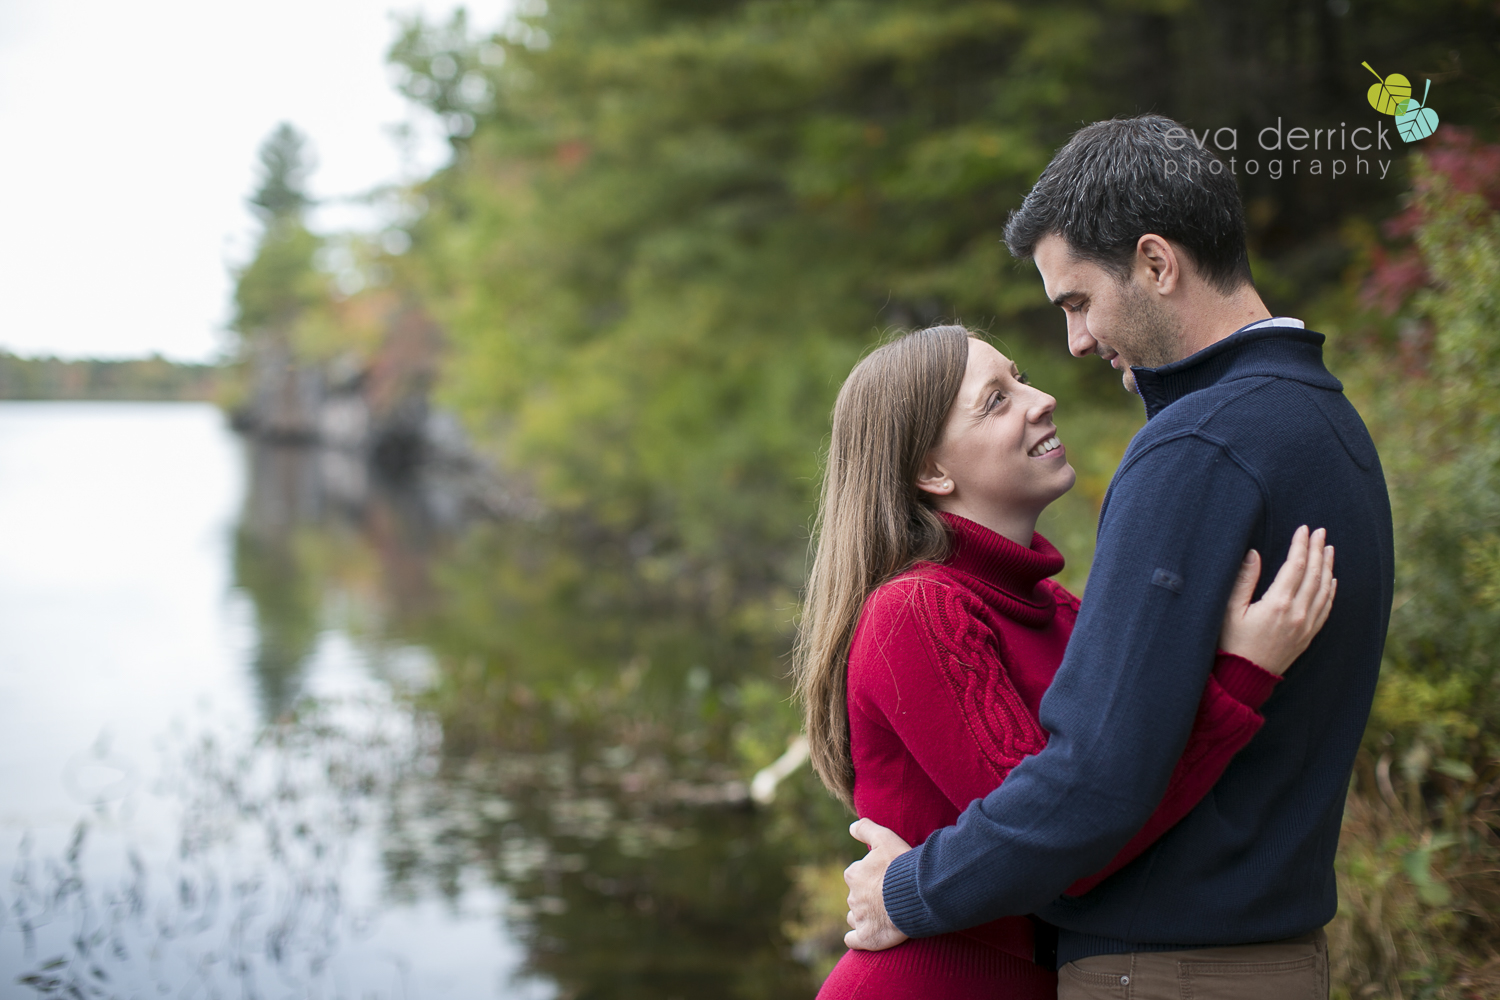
[847,577,1048,816]
[1063,526,1337,896]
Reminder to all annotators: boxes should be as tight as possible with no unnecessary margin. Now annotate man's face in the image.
[1032,233,1182,393]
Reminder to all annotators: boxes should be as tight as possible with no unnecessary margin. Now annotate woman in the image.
[794,326,1335,999]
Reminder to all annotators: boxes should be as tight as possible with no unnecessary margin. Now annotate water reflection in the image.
[0,406,523,998]
[227,435,851,996]
[3,404,854,996]
[397,507,858,996]
[9,423,848,998]
[385,749,818,998]
[234,440,467,719]
[10,698,545,999]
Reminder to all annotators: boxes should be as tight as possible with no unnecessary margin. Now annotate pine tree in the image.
[248,122,314,222]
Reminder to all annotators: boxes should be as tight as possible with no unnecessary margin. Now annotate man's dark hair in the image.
[1003,115,1253,294]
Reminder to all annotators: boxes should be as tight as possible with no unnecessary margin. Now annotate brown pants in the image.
[1057,929,1328,1000]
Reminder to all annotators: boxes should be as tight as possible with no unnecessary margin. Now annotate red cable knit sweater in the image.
[817,513,1279,999]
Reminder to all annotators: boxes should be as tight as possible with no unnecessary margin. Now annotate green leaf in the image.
[1417,880,1452,905]
[1402,833,1458,905]
[1402,846,1433,884]
[1363,61,1412,115]
[1397,106,1438,143]
[1433,758,1476,781]
[1396,80,1439,143]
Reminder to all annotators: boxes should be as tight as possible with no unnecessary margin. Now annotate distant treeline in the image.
[0,351,220,401]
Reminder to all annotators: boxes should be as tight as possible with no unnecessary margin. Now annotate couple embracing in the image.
[792,115,1394,998]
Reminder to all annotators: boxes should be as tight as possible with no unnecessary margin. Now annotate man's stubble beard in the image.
[1112,280,1183,394]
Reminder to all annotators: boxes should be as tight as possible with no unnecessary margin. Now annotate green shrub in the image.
[1322,130,1500,999]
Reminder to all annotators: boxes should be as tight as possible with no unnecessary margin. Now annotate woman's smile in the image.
[1027,434,1064,458]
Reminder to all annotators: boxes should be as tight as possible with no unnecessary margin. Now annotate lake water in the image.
[0,402,830,999]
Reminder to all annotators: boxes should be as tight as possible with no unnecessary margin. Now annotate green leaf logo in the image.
[1362,61,1412,115]
[1396,79,1440,143]
[1360,61,1440,144]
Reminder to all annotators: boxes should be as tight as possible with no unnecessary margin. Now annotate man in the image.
[842,115,1393,997]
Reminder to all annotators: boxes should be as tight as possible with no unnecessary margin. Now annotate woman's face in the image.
[920,339,1077,532]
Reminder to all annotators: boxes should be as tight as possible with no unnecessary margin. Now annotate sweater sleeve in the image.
[853,577,1279,886]
[883,434,1268,938]
[1063,652,1279,896]
[848,577,1049,818]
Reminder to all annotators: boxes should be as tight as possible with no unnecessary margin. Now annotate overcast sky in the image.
[0,0,513,362]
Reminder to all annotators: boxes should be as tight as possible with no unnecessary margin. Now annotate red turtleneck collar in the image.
[935,512,1065,628]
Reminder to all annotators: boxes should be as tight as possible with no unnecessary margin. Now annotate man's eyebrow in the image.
[1051,289,1084,307]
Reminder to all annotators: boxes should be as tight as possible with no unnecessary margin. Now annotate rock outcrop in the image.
[231,306,469,474]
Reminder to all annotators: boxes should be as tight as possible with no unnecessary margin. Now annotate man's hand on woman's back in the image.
[843,819,912,951]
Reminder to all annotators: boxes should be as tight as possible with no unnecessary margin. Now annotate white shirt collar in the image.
[1239,316,1305,333]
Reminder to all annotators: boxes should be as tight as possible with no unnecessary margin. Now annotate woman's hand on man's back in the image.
[1219,525,1336,676]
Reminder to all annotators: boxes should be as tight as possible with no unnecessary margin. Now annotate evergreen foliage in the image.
[233,124,324,343]
[385,0,1499,594]
[248,122,314,222]
[232,221,323,338]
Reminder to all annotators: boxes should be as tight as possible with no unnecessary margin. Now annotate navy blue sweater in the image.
[882,325,1394,964]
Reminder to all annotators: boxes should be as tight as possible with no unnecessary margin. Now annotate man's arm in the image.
[842,652,1275,948]
[879,435,1266,937]
[1062,651,1277,896]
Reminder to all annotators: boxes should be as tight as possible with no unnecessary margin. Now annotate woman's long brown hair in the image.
[792,325,973,808]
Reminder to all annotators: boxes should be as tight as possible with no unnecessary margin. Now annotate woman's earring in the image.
[944,481,953,491]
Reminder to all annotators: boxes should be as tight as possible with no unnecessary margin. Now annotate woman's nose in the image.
[1030,391,1057,421]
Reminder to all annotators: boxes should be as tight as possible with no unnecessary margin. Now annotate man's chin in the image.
[1121,368,1138,394]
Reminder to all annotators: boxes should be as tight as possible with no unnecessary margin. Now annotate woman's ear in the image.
[915,454,954,498]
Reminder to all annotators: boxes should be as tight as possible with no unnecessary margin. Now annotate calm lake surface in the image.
[0,402,826,999]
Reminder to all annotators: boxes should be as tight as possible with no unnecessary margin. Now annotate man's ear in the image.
[1135,234,1180,296]
[914,453,954,498]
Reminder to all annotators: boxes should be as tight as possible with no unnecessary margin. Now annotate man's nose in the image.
[1066,314,1096,358]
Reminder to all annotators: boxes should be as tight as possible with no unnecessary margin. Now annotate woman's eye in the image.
[1017,371,1030,386]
